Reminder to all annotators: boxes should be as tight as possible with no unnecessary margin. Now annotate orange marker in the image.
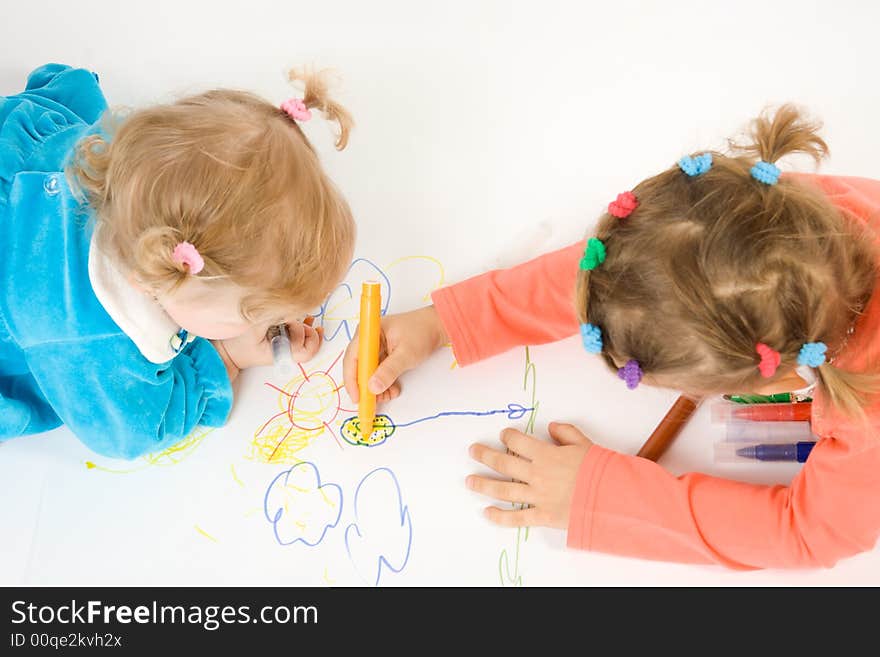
[357,281,382,437]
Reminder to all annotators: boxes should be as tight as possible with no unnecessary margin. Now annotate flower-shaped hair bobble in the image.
[678,153,713,177]
[280,98,312,122]
[608,191,639,218]
[618,359,644,390]
[580,323,603,354]
[750,160,781,185]
[172,241,205,275]
[579,237,606,271]
[755,343,781,378]
[797,342,827,368]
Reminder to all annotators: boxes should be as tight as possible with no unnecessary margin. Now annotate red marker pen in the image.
[712,401,812,423]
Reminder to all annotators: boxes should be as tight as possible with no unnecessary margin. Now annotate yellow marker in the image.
[357,281,382,438]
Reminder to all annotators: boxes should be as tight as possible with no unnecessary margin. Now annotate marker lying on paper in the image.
[724,392,812,404]
[725,420,814,442]
[637,395,702,462]
[736,441,817,462]
[713,401,812,423]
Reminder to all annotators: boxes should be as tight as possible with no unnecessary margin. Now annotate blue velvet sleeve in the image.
[22,335,233,459]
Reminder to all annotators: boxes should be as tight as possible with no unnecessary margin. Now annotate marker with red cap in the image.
[713,401,812,423]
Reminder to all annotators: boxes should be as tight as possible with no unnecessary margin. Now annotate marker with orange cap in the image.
[357,281,382,438]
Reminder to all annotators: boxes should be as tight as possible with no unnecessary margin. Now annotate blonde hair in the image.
[68,68,356,320]
[576,105,880,416]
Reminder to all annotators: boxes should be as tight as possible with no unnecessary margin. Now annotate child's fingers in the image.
[468,443,530,481]
[285,320,306,347]
[284,322,317,361]
[547,422,591,446]
[483,506,542,528]
[376,383,401,404]
[341,330,360,403]
[303,315,315,327]
[295,325,321,360]
[367,346,412,395]
[466,476,533,505]
[499,428,543,459]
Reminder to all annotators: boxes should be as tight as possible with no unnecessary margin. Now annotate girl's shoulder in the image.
[787,172,880,228]
[1,63,108,203]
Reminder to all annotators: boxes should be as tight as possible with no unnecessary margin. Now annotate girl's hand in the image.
[218,317,323,371]
[467,422,593,529]
[286,317,325,363]
[342,305,448,404]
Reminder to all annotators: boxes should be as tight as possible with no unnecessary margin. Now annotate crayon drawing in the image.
[345,467,413,586]
[264,462,343,547]
[84,426,214,474]
[316,256,445,343]
[499,347,539,586]
[250,350,351,464]
[338,404,534,448]
[64,253,539,586]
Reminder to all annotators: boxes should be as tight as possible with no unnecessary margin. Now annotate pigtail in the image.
[67,133,112,207]
[730,103,829,166]
[133,226,196,290]
[575,262,591,325]
[287,67,354,150]
[816,362,880,420]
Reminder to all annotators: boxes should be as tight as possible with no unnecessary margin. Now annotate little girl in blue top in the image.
[0,63,355,459]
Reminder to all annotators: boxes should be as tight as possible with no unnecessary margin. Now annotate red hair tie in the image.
[608,191,638,218]
[755,343,781,378]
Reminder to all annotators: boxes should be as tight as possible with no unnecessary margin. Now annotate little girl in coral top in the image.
[344,106,880,568]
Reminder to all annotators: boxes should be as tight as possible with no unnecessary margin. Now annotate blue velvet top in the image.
[0,64,233,459]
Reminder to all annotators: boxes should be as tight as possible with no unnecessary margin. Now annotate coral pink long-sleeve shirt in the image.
[431,174,880,569]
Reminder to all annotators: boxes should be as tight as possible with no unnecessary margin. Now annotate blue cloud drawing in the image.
[315,258,390,342]
[345,467,413,586]
[264,462,343,547]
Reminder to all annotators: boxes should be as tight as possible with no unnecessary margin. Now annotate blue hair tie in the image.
[751,160,781,185]
[678,153,713,177]
[797,342,827,368]
[580,323,603,354]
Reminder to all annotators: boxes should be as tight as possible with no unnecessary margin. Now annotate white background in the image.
[1,0,879,586]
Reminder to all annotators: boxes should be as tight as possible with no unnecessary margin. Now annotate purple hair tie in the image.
[618,359,643,390]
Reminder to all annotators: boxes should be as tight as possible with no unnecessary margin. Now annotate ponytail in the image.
[287,67,354,150]
[730,103,829,165]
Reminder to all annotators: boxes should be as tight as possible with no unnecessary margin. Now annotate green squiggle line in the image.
[499,346,538,586]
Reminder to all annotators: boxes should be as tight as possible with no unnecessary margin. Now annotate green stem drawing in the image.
[498,346,539,586]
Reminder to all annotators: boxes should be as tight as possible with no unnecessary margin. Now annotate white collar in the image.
[88,232,193,363]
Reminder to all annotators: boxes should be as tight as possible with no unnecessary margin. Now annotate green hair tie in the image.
[579,237,606,271]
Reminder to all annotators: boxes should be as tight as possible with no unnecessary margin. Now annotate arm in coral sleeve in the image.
[431,240,584,366]
[568,430,880,569]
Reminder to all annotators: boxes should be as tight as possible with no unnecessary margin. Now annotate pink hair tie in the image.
[608,191,638,218]
[755,342,781,378]
[280,98,312,122]
[172,241,205,275]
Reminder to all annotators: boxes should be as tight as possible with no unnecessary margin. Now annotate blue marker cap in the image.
[735,441,816,462]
